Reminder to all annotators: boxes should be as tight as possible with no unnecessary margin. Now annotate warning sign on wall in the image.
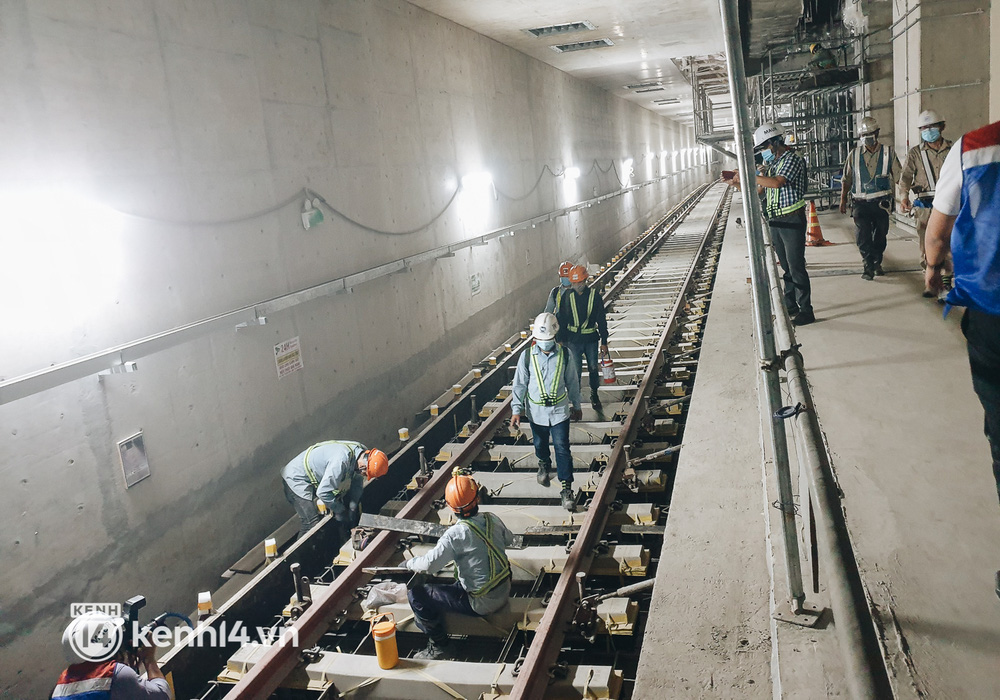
[274,336,304,379]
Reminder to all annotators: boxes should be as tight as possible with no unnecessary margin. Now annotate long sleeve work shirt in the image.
[510,343,582,426]
[280,441,366,519]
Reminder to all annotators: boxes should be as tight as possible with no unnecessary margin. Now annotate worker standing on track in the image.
[280,441,388,540]
[899,109,953,298]
[511,312,583,511]
[554,265,609,407]
[840,116,901,280]
[544,260,574,313]
[404,472,514,660]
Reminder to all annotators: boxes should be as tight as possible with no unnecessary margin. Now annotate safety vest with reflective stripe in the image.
[457,513,512,598]
[918,148,939,197]
[853,145,893,199]
[567,288,597,334]
[52,661,115,700]
[764,151,807,218]
[947,122,1000,315]
[529,345,568,406]
[303,441,363,492]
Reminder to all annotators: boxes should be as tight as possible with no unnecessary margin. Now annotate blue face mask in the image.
[921,127,941,143]
[560,277,571,287]
[536,339,555,352]
[761,148,775,164]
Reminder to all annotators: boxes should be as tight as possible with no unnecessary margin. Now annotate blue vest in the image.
[853,144,893,200]
[948,122,1000,315]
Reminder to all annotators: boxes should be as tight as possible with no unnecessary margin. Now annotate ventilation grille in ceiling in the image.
[625,81,662,90]
[654,97,681,105]
[635,87,665,94]
[550,38,614,53]
[525,20,596,38]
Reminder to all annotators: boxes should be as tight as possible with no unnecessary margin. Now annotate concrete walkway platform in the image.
[634,202,1000,698]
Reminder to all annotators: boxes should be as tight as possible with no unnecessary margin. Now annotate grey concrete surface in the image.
[634,198,773,697]
[792,211,1000,698]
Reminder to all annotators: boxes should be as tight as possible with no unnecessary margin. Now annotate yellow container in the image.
[371,613,399,669]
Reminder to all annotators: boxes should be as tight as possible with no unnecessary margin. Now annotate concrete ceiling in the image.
[405,0,729,125]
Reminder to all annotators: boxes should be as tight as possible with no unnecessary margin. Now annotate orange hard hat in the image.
[445,473,480,516]
[365,449,389,479]
[558,261,573,277]
[569,265,589,283]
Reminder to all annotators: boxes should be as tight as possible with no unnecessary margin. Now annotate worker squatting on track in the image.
[898,109,954,299]
[510,312,584,512]
[403,472,514,660]
[840,116,902,281]
[729,122,815,326]
[52,612,171,700]
[924,122,1000,599]
[280,441,389,540]
[552,265,610,407]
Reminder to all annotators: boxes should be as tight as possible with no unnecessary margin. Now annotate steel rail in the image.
[221,185,715,699]
[510,188,729,699]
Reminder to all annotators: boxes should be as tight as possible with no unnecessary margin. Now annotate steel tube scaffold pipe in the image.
[718,0,894,696]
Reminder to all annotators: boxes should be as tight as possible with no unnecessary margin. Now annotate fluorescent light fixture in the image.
[564,166,581,179]
[461,171,494,191]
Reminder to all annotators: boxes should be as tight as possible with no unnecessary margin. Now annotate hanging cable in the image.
[306,187,460,236]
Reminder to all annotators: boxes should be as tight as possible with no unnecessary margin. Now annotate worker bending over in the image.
[840,116,901,280]
[53,613,171,700]
[280,440,388,539]
[404,472,514,660]
[544,260,574,313]
[553,265,609,407]
[511,312,583,511]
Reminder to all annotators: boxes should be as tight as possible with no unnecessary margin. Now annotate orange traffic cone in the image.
[806,201,835,246]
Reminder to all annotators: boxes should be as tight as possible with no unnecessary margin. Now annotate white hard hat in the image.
[532,312,558,341]
[62,613,124,665]
[753,123,784,149]
[858,116,880,136]
[917,110,944,128]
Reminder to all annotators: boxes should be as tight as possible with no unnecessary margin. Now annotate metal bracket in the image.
[774,402,808,421]
[774,600,825,628]
[235,315,267,331]
[98,361,138,376]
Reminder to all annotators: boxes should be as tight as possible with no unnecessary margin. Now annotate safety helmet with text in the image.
[568,265,589,284]
[753,123,785,150]
[532,312,559,341]
[917,110,944,129]
[364,449,389,480]
[858,116,880,137]
[445,471,480,516]
[558,261,573,277]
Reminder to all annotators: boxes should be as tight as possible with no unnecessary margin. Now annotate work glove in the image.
[348,502,361,528]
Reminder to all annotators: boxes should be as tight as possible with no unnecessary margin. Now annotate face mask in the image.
[560,277,571,287]
[921,127,941,143]
[572,282,586,293]
[761,148,775,164]
[862,135,876,147]
[536,339,555,352]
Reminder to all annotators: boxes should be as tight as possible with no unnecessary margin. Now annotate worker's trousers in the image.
[565,336,601,393]
[914,206,953,274]
[963,308,1000,505]
[283,481,322,539]
[852,199,890,270]
[407,582,478,643]
[530,419,573,484]
[768,210,812,314]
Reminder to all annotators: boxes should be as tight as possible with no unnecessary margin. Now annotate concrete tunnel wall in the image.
[0,0,716,694]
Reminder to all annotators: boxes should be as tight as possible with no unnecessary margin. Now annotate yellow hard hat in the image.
[810,43,819,53]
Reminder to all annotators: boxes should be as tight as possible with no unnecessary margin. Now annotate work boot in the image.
[874,263,885,276]
[922,288,935,298]
[792,309,815,326]
[590,389,602,407]
[560,484,576,512]
[414,639,450,660]
[861,267,874,281]
[536,461,551,487]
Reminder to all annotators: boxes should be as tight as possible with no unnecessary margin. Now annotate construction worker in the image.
[899,109,953,297]
[544,260,574,313]
[511,312,583,511]
[553,265,609,406]
[840,116,901,280]
[732,123,814,325]
[404,472,514,659]
[53,613,171,699]
[808,43,837,71]
[924,119,1000,599]
[280,441,389,539]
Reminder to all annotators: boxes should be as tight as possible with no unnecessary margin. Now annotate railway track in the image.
[163,181,733,699]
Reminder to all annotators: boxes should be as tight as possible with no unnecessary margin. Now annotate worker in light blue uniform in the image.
[281,441,389,539]
[404,472,514,660]
[510,312,583,512]
[543,260,574,313]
